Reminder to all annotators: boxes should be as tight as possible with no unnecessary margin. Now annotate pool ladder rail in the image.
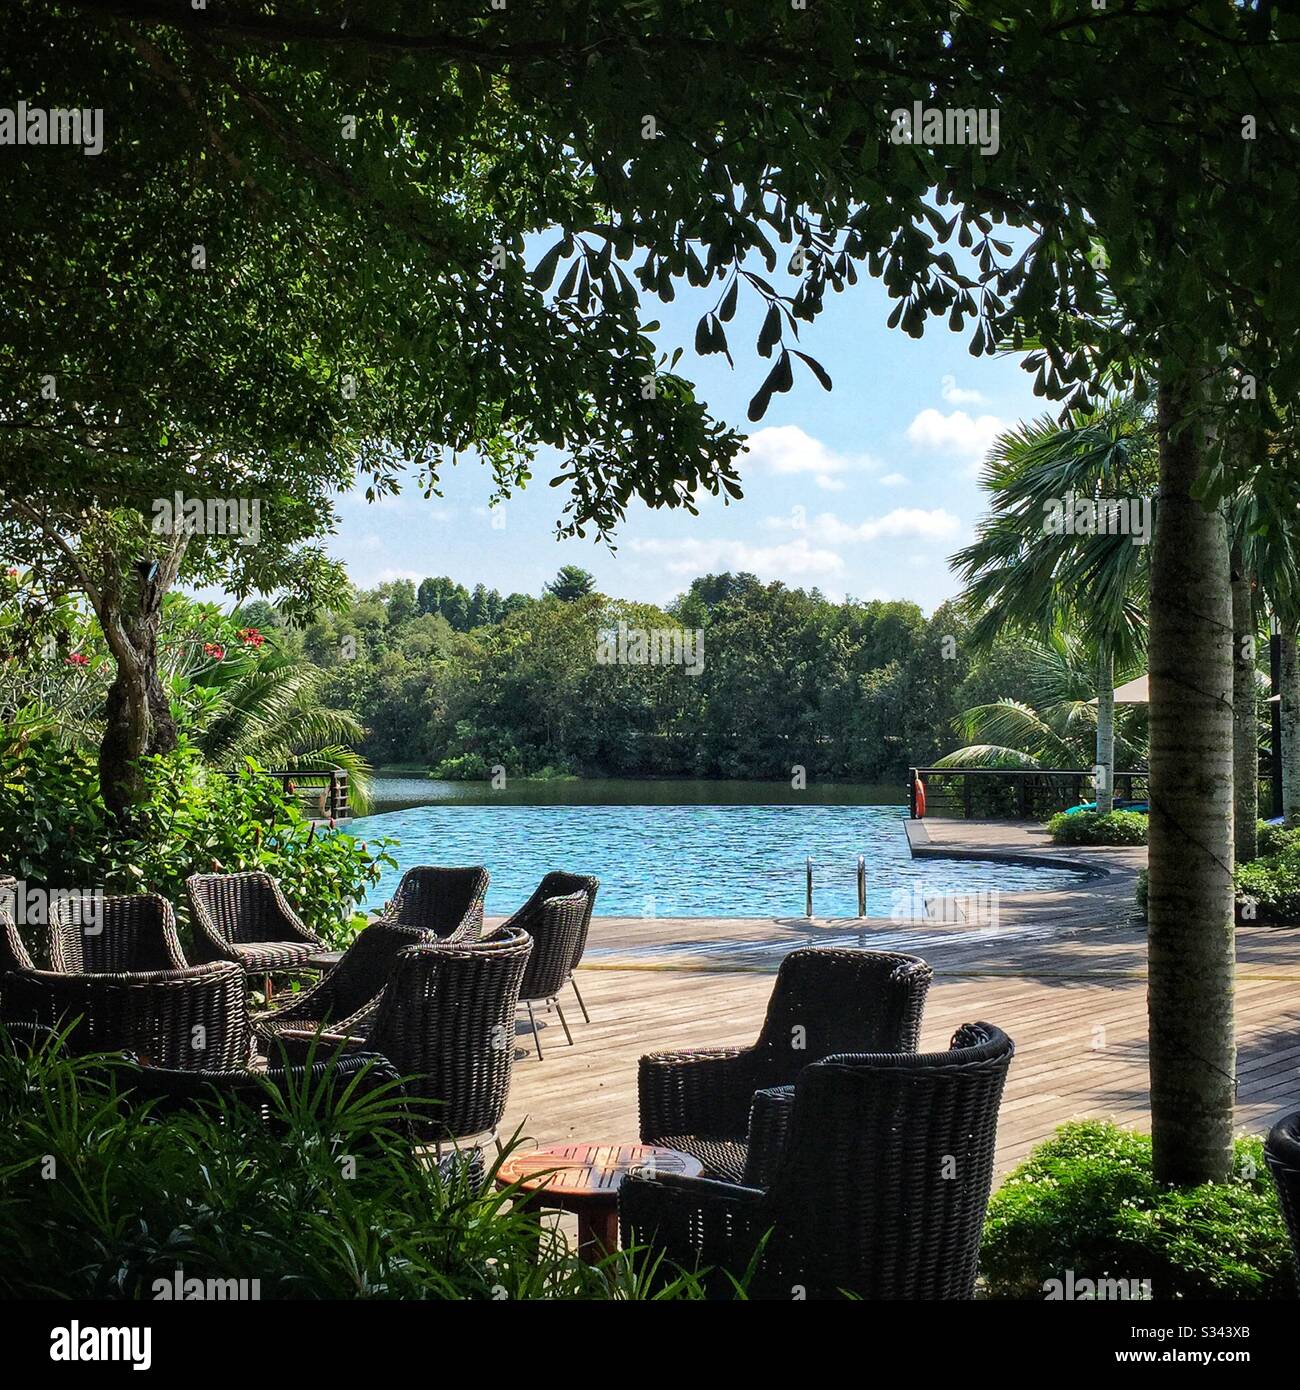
[805,854,867,919]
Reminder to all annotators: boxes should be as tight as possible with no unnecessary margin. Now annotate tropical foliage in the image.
[0,1031,708,1299]
[981,1122,1294,1301]
[0,734,392,951]
[935,631,1148,772]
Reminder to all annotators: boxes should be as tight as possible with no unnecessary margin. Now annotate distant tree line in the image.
[245,569,1052,783]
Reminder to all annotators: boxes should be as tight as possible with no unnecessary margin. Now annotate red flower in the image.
[202,642,226,660]
[65,652,90,667]
[5,568,17,578]
[238,627,265,648]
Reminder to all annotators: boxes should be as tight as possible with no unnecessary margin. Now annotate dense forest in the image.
[235,568,1051,782]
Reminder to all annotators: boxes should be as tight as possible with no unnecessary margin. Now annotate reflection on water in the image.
[347,781,1085,920]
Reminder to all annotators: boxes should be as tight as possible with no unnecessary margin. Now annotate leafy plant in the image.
[0,733,394,948]
[981,1121,1293,1300]
[0,1029,709,1300]
[1047,809,1148,846]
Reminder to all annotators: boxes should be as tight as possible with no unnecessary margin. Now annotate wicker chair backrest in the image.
[747,947,933,1088]
[50,893,184,974]
[367,926,532,1141]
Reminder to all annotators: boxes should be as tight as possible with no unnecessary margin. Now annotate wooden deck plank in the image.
[496,820,1300,1178]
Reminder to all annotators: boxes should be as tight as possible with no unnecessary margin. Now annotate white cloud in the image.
[941,373,986,406]
[879,472,909,487]
[372,567,425,585]
[905,407,1005,473]
[628,535,845,581]
[743,425,879,485]
[766,508,961,545]
[820,508,961,543]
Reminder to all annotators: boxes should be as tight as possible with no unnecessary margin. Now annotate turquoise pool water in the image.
[346,798,1087,920]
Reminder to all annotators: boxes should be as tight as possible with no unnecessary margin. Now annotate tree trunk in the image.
[1094,645,1115,814]
[1147,374,1236,1187]
[1231,550,1258,864]
[95,549,183,822]
[1281,631,1300,822]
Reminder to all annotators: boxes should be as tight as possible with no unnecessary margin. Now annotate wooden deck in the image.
[497,820,1300,1177]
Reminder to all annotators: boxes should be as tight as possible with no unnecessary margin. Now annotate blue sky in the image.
[328,256,1048,617]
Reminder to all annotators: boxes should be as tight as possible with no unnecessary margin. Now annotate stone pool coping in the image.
[903,816,1110,880]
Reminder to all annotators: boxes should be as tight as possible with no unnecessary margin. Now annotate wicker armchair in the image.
[503,888,590,1058]
[255,923,426,1044]
[277,927,533,1148]
[1266,1111,1300,1279]
[0,961,253,1070]
[378,865,489,942]
[639,946,933,1181]
[50,892,186,974]
[622,1021,1015,1300]
[501,872,599,1023]
[186,871,324,976]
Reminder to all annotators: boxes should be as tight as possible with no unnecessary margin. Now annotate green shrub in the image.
[0,1029,703,1299]
[1236,846,1300,923]
[0,734,394,948]
[1255,820,1300,858]
[1046,809,1148,846]
[1135,867,1147,914]
[432,751,492,781]
[981,1121,1294,1300]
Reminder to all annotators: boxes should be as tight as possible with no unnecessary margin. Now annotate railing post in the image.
[857,854,866,918]
[963,773,972,820]
[908,768,918,819]
[1017,775,1028,819]
[805,857,813,919]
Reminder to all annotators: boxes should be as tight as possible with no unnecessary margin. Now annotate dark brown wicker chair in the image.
[254,922,426,1044]
[377,865,489,942]
[0,960,253,1070]
[504,889,589,1059]
[49,892,186,974]
[1266,1111,1300,1280]
[186,871,324,976]
[501,872,599,1024]
[622,1021,1015,1300]
[638,946,933,1181]
[277,926,533,1149]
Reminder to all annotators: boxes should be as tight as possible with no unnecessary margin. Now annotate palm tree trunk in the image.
[1281,630,1300,822]
[1147,374,1236,1187]
[1231,550,1258,864]
[1095,645,1115,814]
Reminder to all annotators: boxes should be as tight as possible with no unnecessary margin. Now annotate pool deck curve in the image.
[497,818,1300,1176]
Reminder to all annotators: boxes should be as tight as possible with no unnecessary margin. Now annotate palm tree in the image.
[949,397,1157,811]
[165,640,374,814]
[935,629,1147,777]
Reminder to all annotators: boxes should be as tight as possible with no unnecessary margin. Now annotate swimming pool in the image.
[345,801,1088,919]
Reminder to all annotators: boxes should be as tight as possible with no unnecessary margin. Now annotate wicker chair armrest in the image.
[638,1046,760,1142]
[620,1172,766,1289]
[269,1026,370,1063]
[741,1085,796,1189]
[256,971,338,1027]
[266,878,325,947]
[186,894,236,964]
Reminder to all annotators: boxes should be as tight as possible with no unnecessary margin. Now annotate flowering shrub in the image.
[0,734,394,949]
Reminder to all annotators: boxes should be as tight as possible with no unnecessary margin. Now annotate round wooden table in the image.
[495,1142,702,1262]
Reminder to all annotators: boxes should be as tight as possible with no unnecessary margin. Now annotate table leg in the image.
[576,1207,619,1264]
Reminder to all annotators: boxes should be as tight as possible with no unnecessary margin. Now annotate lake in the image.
[346,776,1087,919]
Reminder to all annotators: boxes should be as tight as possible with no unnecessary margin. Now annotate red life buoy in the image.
[914,776,927,818]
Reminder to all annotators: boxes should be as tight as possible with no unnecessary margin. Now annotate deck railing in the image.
[907,766,1150,820]
[217,767,350,821]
